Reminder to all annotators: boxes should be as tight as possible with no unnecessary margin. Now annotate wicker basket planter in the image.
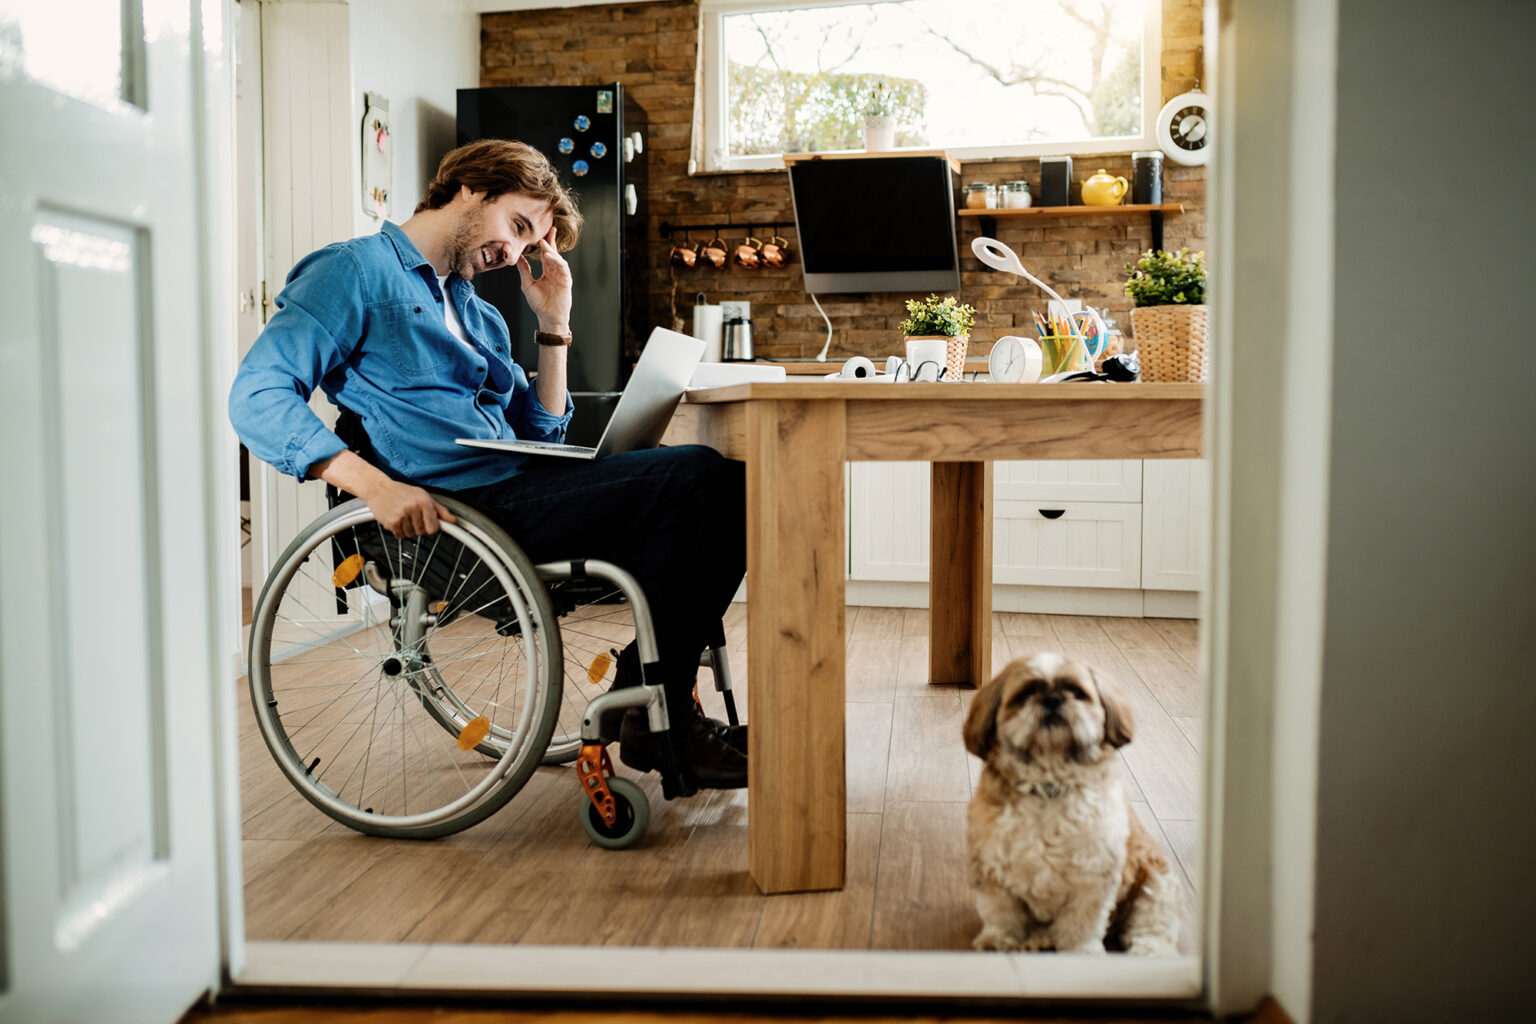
[1130,304,1208,382]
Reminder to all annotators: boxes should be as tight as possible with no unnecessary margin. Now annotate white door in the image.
[0,1,228,1021]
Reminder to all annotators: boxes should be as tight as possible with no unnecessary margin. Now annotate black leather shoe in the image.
[709,719,747,754]
[620,708,747,789]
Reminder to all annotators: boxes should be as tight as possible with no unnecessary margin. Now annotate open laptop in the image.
[456,327,705,460]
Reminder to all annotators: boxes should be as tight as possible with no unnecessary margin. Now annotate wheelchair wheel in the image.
[540,590,636,765]
[580,777,650,850]
[247,496,561,838]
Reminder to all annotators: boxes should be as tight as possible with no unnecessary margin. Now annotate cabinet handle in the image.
[1038,509,1066,519]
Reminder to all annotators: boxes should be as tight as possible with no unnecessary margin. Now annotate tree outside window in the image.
[721,0,1148,159]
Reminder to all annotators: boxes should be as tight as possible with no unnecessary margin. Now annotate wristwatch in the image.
[534,330,572,347]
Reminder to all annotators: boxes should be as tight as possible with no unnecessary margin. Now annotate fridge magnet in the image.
[596,90,613,114]
[558,137,574,154]
[571,160,589,177]
[590,141,607,159]
[574,114,591,132]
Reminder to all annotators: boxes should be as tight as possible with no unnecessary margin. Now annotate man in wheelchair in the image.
[230,139,747,789]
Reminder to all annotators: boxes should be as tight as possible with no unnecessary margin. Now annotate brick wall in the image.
[481,0,1206,360]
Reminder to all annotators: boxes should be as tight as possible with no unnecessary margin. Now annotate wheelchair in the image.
[245,490,739,849]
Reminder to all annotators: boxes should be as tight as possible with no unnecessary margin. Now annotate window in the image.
[700,0,1160,171]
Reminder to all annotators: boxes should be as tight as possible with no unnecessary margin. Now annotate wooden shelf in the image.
[958,202,1185,219]
[960,203,1185,251]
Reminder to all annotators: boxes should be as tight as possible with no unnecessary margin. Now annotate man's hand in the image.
[312,449,457,539]
[517,226,573,335]
[364,478,458,539]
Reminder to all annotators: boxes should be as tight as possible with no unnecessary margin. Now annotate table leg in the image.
[928,461,993,687]
[745,398,847,893]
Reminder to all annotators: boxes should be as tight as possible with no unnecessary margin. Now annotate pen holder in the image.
[1040,334,1092,376]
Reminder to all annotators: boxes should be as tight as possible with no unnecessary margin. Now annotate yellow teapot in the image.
[1081,169,1129,206]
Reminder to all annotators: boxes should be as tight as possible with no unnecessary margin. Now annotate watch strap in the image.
[534,330,572,347]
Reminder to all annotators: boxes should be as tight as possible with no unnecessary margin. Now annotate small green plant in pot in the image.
[863,81,896,152]
[901,294,976,381]
[1123,247,1209,382]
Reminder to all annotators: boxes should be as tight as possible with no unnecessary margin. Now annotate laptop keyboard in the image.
[529,442,596,454]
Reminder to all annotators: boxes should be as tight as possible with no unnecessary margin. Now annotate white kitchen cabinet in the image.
[1141,459,1208,591]
[847,458,1208,615]
[849,460,1143,589]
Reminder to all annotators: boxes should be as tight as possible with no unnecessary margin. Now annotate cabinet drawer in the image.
[994,500,1142,589]
[996,459,1142,502]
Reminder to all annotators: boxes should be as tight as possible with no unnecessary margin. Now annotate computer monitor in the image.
[787,155,961,295]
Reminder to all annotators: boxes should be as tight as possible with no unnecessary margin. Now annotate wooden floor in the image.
[238,599,1202,952]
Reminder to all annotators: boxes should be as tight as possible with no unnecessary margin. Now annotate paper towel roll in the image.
[692,303,724,363]
[839,356,876,379]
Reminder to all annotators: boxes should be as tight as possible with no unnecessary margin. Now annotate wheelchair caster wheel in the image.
[581,777,650,849]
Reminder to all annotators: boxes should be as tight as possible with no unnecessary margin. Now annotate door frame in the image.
[216,0,1330,1013]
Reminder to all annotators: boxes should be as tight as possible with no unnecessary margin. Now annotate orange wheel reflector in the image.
[332,553,365,587]
[457,716,491,750]
[587,651,612,686]
[432,600,449,614]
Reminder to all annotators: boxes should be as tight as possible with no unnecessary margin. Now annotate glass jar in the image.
[963,181,997,210]
[1002,180,1032,209]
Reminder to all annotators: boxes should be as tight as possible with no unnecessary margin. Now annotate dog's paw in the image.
[1019,932,1056,952]
[1058,938,1107,955]
[972,927,1025,952]
[1126,937,1179,956]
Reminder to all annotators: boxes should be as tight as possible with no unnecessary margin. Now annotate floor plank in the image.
[846,700,894,814]
[869,800,976,950]
[643,823,765,947]
[885,694,971,803]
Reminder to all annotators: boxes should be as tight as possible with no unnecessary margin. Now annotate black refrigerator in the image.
[457,85,648,447]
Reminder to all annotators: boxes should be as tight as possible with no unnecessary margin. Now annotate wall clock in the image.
[1157,90,1211,166]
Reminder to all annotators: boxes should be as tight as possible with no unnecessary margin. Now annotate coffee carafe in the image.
[722,315,754,361]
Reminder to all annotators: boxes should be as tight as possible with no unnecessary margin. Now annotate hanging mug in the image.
[760,234,790,268]
[733,236,763,269]
[669,237,699,268]
[699,235,729,269]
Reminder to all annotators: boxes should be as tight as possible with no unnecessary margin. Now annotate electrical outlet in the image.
[720,300,751,322]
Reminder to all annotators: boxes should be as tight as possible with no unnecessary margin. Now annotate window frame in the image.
[699,0,1163,172]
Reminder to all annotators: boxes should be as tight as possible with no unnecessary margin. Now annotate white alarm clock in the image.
[988,335,1042,383]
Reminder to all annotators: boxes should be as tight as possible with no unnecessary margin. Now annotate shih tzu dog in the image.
[963,652,1181,955]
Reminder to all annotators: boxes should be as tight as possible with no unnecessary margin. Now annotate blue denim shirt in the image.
[228,221,570,490]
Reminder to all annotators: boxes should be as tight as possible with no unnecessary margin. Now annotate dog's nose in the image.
[1040,693,1064,713]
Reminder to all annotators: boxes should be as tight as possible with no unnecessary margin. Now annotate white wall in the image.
[347,0,480,237]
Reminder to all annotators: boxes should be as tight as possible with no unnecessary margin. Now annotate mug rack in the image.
[659,220,788,239]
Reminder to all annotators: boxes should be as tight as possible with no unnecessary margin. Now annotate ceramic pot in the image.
[863,115,895,152]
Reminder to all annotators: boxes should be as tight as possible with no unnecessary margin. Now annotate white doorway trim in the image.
[216,0,1340,1011]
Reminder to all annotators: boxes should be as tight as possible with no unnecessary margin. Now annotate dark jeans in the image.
[458,445,746,703]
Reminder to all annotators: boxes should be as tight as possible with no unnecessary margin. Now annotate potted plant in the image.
[1123,247,1208,382]
[862,82,896,152]
[900,294,976,380]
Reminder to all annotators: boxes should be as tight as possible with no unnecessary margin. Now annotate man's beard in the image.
[443,209,493,280]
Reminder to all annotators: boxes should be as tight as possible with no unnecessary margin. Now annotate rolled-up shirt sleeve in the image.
[508,380,573,443]
[229,248,364,481]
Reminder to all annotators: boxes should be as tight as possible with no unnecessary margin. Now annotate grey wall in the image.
[1312,1,1536,1019]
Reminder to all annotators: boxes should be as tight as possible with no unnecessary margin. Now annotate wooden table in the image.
[663,381,1203,894]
